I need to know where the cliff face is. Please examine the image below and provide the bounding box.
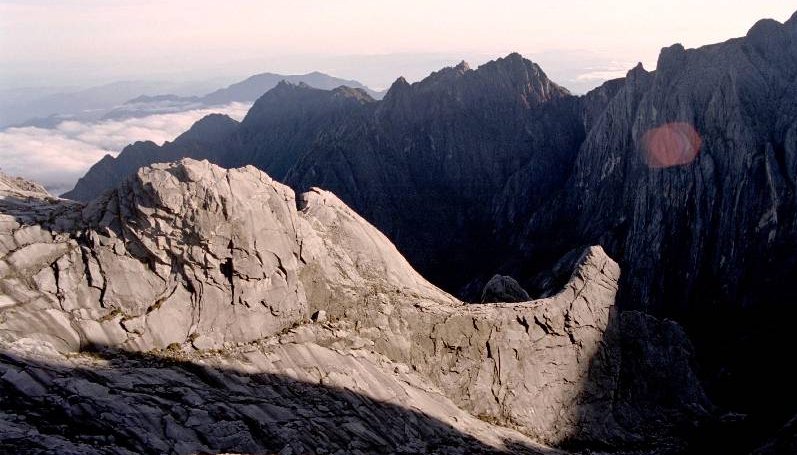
[1,161,707,453]
[499,17,797,443]
[290,55,584,291]
[520,16,797,312]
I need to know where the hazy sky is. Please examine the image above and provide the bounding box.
[1,1,795,90]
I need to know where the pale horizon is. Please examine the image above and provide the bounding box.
[1,1,795,91]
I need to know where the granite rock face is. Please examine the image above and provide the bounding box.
[0,340,553,455]
[519,15,797,315]
[1,161,708,453]
[4,160,308,352]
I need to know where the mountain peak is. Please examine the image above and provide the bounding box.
[383,76,412,101]
[331,85,376,103]
[747,17,784,38]
[420,61,473,86]
[484,52,546,76]
[455,60,471,72]
[788,9,797,26]
[657,43,687,74]
[174,113,239,144]
[627,61,648,76]
[272,80,313,92]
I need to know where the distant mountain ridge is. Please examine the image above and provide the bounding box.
[0,81,227,129]
[100,71,383,121]
[3,72,381,128]
[200,71,383,104]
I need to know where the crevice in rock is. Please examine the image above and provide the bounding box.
[220,240,235,305]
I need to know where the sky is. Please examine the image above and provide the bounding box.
[1,1,795,90]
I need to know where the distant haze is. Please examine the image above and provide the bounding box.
[1,1,794,92]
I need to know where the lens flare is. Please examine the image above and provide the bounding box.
[642,122,701,168]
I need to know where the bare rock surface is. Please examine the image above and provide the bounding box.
[1,161,708,453]
[0,337,555,455]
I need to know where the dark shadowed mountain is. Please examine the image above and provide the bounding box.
[504,12,797,437]
[64,114,239,201]
[66,54,586,294]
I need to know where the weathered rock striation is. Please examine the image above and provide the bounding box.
[1,160,708,453]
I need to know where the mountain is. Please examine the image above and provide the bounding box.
[505,12,797,432]
[0,80,219,129]
[201,70,384,105]
[1,160,709,453]
[3,72,380,129]
[67,54,585,295]
[98,71,383,122]
[98,94,205,121]
[62,12,797,451]
[63,114,239,202]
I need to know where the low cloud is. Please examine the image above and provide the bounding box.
[575,61,637,82]
[0,102,250,195]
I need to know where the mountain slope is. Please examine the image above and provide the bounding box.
[52,10,797,452]
[1,161,708,452]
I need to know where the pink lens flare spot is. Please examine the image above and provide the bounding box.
[642,122,702,168]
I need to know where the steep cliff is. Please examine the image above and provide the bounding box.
[507,13,797,435]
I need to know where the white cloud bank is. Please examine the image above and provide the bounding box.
[0,102,250,195]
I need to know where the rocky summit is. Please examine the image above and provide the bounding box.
[1,160,710,454]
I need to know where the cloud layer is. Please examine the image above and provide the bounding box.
[0,102,250,195]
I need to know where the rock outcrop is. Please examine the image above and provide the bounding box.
[1,160,708,453]
[480,274,530,303]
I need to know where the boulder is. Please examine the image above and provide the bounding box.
[480,274,531,303]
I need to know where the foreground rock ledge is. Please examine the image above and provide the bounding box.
[0,160,708,453]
